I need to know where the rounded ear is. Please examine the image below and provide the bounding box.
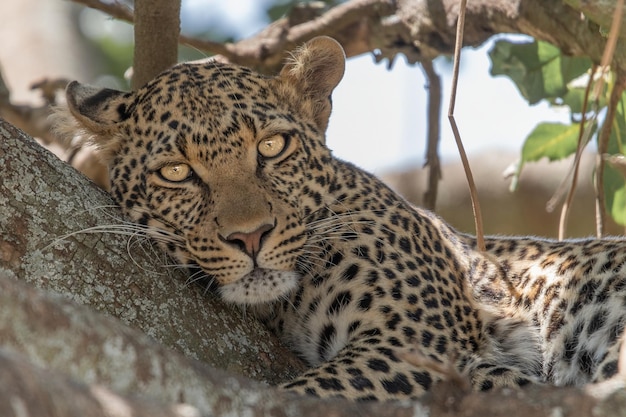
[279,36,346,131]
[65,81,134,134]
[55,81,135,161]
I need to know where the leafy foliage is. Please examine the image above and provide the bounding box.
[490,40,591,105]
[522,122,585,165]
[490,39,626,226]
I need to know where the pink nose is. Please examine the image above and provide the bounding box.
[225,223,274,258]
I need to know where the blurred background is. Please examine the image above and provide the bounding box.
[1,0,620,237]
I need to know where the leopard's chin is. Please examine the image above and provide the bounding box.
[218,268,301,305]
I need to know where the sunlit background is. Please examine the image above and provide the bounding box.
[3,0,617,236]
[78,0,570,174]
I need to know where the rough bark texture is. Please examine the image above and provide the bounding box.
[132,0,181,89]
[69,0,626,76]
[564,0,626,37]
[0,119,306,387]
[0,271,269,415]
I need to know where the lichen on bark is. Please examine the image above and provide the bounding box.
[0,119,306,389]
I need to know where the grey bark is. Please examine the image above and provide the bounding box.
[0,119,306,388]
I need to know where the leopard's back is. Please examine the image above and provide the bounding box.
[470,236,626,385]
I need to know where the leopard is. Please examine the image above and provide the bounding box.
[57,36,626,401]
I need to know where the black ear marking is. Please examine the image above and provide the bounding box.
[65,81,133,130]
[58,81,136,161]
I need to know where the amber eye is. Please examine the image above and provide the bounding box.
[159,163,192,182]
[257,134,286,158]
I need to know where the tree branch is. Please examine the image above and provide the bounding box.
[0,119,306,387]
[72,0,626,74]
[420,59,442,211]
[0,349,193,417]
[0,69,67,145]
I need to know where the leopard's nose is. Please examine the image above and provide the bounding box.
[225,223,274,258]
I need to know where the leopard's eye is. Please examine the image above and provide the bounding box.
[159,163,192,182]
[257,134,286,158]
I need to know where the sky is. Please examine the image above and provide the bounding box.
[326,49,570,173]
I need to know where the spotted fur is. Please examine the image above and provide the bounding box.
[58,37,626,400]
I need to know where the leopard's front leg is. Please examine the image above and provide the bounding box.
[280,337,440,401]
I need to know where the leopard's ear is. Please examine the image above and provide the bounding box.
[57,81,135,160]
[279,36,345,131]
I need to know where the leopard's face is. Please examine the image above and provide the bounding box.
[63,37,346,304]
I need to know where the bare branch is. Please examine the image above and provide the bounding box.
[420,59,442,210]
[0,349,194,417]
[71,0,395,73]
[73,0,133,21]
[594,0,625,237]
[0,69,67,144]
[595,75,626,237]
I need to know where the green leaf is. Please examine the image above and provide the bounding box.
[551,87,605,115]
[606,90,626,155]
[508,122,584,191]
[601,91,626,225]
[489,40,592,105]
[522,122,582,163]
[603,164,626,226]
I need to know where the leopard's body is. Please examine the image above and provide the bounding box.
[60,37,626,401]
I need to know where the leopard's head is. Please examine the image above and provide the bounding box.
[62,37,345,304]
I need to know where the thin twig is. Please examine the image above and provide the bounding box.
[557,65,596,240]
[0,70,67,144]
[594,0,624,238]
[447,0,485,251]
[420,59,442,210]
